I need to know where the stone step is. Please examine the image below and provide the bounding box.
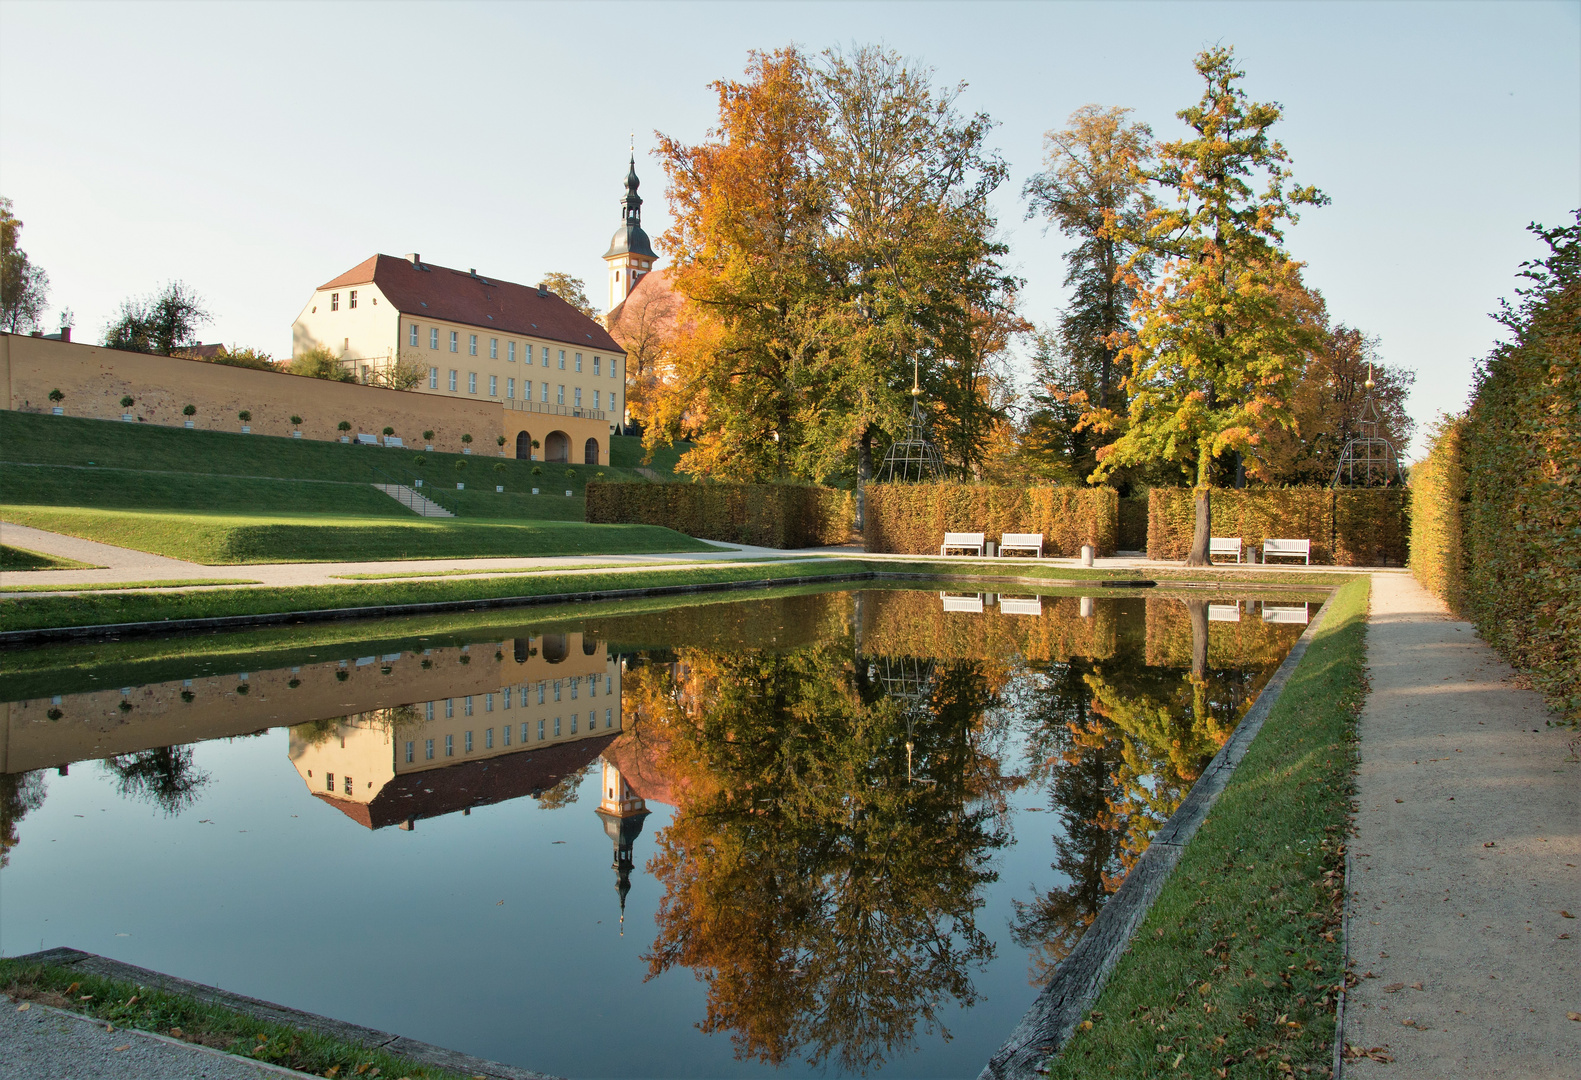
[371,483,455,518]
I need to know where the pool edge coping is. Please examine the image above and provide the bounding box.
[976,587,1340,1080]
[7,946,563,1080]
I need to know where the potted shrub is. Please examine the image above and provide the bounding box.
[183,404,196,428]
[382,425,397,446]
[423,429,435,451]
[531,464,541,495]
[412,453,426,487]
[461,433,473,455]
[120,395,135,421]
[496,434,506,457]
[290,414,303,438]
[338,420,352,443]
[238,409,252,433]
[455,458,466,489]
[494,461,507,492]
[48,388,64,415]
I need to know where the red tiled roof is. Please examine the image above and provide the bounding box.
[317,254,624,354]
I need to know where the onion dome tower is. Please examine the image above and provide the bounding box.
[603,148,659,313]
[594,758,650,936]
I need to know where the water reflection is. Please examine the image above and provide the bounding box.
[0,588,1312,1077]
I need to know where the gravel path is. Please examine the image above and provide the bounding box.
[1343,573,1580,1078]
[0,995,311,1079]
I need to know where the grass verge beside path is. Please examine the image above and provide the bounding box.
[0,559,872,633]
[0,505,715,564]
[0,544,98,570]
[0,958,476,1080]
[1045,576,1368,1079]
[0,579,261,594]
[331,556,804,580]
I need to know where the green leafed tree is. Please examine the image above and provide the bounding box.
[1088,47,1328,565]
[539,272,600,320]
[104,281,210,355]
[1,197,50,334]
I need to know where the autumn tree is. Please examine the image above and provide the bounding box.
[538,271,599,320]
[1,197,50,334]
[104,281,210,355]
[1087,47,1327,565]
[604,269,683,426]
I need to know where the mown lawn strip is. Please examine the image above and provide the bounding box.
[0,578,261,594]
[1044,575,1368,1079]
[1,958,481,1080]
[0,544,100,570]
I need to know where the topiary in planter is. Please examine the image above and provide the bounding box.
[461,433,473,445]
[532,465,543,476]
[290,415,302,426]
[183,404,196,417]
[338,421,352,432]
[48,389,64,403]
[423,430,435,441]
[383,426,395,436]
[120,395,134,409]
[238,410,251,423]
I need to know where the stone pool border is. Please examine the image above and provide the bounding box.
[9,946,562,1080]
[0,566,1338,647]
[977,588,1338,1080]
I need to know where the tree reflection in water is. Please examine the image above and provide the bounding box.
[101,746,211,816]
[628,642,1014,1073]
[1011,600,1284,983]
[1,770,48,868]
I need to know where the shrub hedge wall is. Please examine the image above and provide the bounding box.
[860,588,1118,663]
[1146,487,1409,566]
[863,483,1118,556]
[1119,495,1149,552]
[585,481,855,549]
[1411,227,1579,719]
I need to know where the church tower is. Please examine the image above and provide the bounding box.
[602,151,659,313]
[594,758,650,935]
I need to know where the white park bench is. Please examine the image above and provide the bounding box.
[939,531,985,556]
[998,532,1044,558]
[1207,603,1241,622]
[1261,538,1312,565]
[940,592,985,613]
[1209,537,1243,563]
[999,596,1044,616]
[355,433,379,445]
[1262,603,1311,624]
[382,435,404,447]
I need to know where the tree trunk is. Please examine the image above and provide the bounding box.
[1185,488,1212,566]
[856,425,874,532]
[1187,598,1209,679]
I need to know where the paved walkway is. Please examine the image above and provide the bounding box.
[0,520,1383,597]
[1344,573,1580,1078]
[0,994,311,1079]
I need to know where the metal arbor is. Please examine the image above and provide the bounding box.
[1330,367,1402,488]
[876,362,948,483]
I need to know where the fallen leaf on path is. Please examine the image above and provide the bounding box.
[113,1044,130,1052]
[1382,983,1406,993]
[1562,911,1575,919]
[1567,1012,1581,1022]
[15,1003,29,1012]
[1410,982,1423,990]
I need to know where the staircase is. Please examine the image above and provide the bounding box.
[372,483,454,517]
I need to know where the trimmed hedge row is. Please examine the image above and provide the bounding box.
[863,483,1118,556]
[1118,495,1149,552]
[1410,235,1578,719]
[860,589,1118,663]
[1146,487,1409,566]
[584,481,855,548]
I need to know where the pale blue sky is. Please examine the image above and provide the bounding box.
[2,0,1576,456]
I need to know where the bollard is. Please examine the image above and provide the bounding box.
[1081,544,1094,567]
[1080,596,1094,618]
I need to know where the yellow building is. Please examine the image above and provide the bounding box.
[290,161,659,466]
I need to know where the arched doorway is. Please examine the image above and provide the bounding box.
[584,437,599,465]
[544,430,570,463]
[515,431,533,459]
[541,633,568,663]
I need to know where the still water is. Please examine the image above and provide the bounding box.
[0,586,1317,1079]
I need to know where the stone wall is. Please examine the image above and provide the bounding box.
[1,333,502,454]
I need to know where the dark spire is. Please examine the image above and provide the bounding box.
[622,152,642,227]
[603,148,657,261]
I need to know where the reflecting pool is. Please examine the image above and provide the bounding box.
[0,586,1319,1079]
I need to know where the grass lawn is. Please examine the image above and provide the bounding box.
[0,505,716,565]
[0,578,261,593]
[0,558,870,633]
[1043,576,1368,1078]
[3,463,405,516]
[0,544,98,570]
[422,484,588,520]
[610,432,693,475]
[330,556,801,580]
[0,958,478,1080]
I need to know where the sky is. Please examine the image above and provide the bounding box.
[2,0,1577,458]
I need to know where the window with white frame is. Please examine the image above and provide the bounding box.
[405,741,414,763]
[449,331,458,352]
[610,357,618,378]
[593,390,600,410]
[508,341,516,363]
[541,346,549,366]
[489,374,498,397]
[448,370,458,392]
[558,350,566,370]
[445,733,454,756]
[506,377,515,399]
[468,372,477,394]
[557,385,565,405]
[425,738,434,760]
[410,323,419,347]
[469,334,478,356]
[430,327,439,349]
[574,387,582,407]
[541,382,549,402]
[464,730,473,752]
[490,338,498,359]
[538,719,545,740]
[349,290,358,309]
[593,356,601,375]
[575,353,582,372]
[330,293,339,311]
[429,367,439,389]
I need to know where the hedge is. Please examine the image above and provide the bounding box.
[859,588,1118,664]
[1118,495,1149,552]
[863,483,1118,556]
[1146,487,1409,566]
[1411,222,1579,719]
[1143,596,1313,669]
[584,481,855,549]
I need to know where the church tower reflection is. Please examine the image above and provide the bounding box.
[594,758,649,935]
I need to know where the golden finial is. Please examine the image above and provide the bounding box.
[911,357,922,396]
[1364,362,1375,391]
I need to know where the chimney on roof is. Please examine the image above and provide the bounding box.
[537,284,549,297]
[470,268,478,277]
[61,327,71,343]
[406,253,421,267]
